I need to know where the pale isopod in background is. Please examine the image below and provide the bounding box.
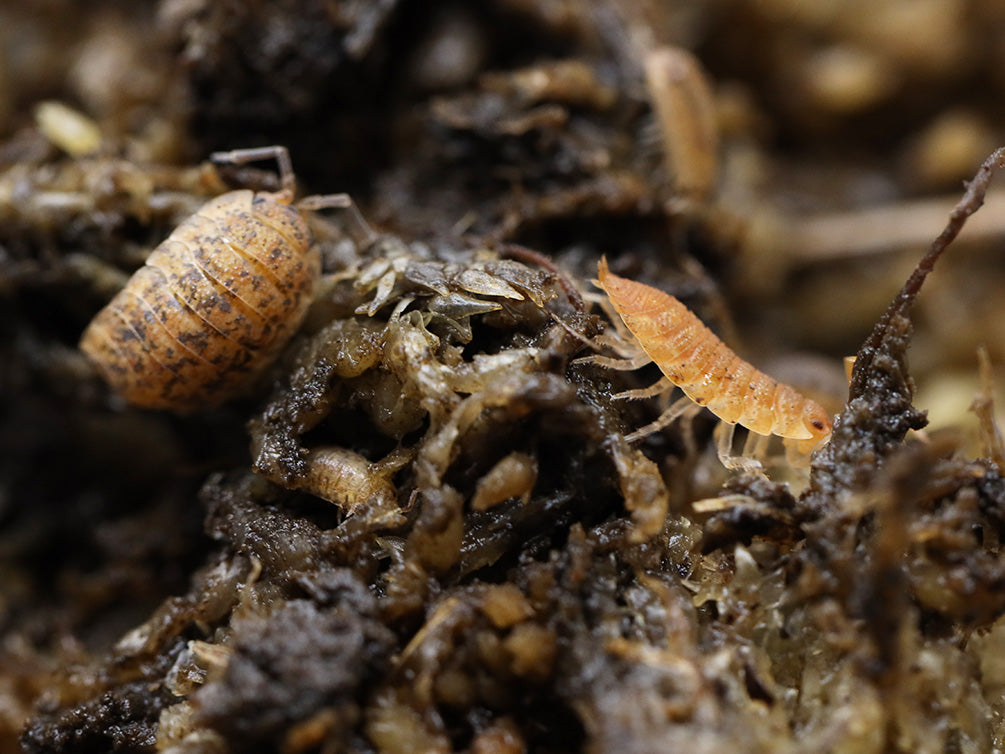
[79,146,367,411]
[592,257,833,470]
[642,46,719,202]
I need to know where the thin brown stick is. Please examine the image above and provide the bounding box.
[859,148,1005,358]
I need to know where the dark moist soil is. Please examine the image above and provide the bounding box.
[3,2,1005,753]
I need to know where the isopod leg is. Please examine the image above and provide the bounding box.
[714,422,763,472]
[296,193,377,247]
[742,430,772,463]
[211,146,296,197]
[593,290,639,344]
[623,394,694,443]
[613,375,673,401]
[783,438,812,469]
[576,352,653,371]
[572,329,645,367]
[591,331,624,348]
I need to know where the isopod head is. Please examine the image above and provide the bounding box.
[779,398,836,458]
[788,399,833,455]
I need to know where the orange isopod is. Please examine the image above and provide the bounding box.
[79,146,363,411]
[593,257,832,469]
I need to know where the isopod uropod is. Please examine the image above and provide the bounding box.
[80,146,362,411]
[594,257,832,469]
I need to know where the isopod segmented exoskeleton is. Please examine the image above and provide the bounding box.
[79,146,369,411]
[593,257,832,470]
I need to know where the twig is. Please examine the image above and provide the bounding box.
[858,147,1005,361]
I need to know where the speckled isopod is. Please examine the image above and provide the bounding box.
[79,146,360,411]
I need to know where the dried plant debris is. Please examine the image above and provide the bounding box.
[246,231,656,565]
[7,2,1005,753]
[806,148,1005,506]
